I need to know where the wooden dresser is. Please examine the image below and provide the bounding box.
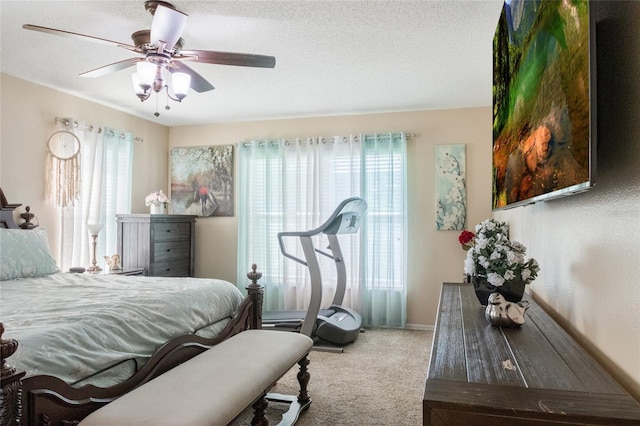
[116,214,197,277]
[423,282,640,425]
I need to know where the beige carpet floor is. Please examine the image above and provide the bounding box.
[231,328,433,425]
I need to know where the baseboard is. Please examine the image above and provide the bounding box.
[404,323,434,331]
[361,324,434,331]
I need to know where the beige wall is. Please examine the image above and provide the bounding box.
[0,74,170,261]
[169,108,494,328]
[495,1,640,399]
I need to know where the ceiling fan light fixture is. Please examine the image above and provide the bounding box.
[22,1,274,117]
[171,72,191,101]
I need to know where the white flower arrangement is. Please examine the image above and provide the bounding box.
[463,219,540,287]
[145,190,170,207]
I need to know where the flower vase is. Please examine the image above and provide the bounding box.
[150,203,167,215]
[472,275,525,306]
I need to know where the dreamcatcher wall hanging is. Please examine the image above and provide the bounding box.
[46,118,81,208]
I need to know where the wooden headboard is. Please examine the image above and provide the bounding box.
[0,187,21,229]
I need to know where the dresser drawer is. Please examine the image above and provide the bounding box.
[150,260,191,277]
[153,240,191,262]
[152,222,192,242]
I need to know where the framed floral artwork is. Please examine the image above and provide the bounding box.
[170,145,234,217]
[435,144,466,230]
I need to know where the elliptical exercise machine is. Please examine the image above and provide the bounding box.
[262,197,366,347]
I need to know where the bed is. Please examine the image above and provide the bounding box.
[0,188,264,425]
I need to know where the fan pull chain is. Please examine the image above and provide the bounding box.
[154,92,160,117]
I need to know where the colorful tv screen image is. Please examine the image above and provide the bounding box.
[492,0,595,209]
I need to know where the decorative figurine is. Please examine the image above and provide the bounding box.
[104,254,122,271]
[484,293,530,327]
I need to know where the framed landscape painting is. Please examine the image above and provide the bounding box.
[170,145,234,217]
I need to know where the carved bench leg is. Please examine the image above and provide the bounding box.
[251,394,268,426]
[262,353,312,425]
[296,355,310,406]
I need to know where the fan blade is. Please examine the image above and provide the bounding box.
[22,24,139,53]
[150,4,187,52]
[80,58,142,78]
[178,50,276,68]
[169,61,214,93]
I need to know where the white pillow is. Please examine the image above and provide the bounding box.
[0,227,60,280]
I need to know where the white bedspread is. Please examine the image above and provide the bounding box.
[1,272,244,386]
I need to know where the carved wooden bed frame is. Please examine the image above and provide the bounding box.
[0,188,264,426]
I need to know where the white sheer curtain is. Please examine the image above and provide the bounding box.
[237,133,407,327]
[59,125,133,271]
[101,128,134,256]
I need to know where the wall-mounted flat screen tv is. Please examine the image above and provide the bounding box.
[492,0,596,210]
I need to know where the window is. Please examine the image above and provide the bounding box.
[238,133,407,327]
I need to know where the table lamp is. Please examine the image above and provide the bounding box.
[87,223,104,272]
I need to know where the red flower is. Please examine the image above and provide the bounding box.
[458,230,475,250]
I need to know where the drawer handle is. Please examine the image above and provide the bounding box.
[166,249,172,252]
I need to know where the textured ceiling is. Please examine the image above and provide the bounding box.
[0,1,504,127]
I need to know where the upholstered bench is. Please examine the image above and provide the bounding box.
[80,330,313,426]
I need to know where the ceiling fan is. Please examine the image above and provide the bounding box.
[22,0,276,97]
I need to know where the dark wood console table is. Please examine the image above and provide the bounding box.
[423,282,640,425]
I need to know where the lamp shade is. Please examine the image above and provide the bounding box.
[172,72,191,100]
[132,73,146,94]
[136,61,156,88]
[150,5,187,51]
[87,223,103,237]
